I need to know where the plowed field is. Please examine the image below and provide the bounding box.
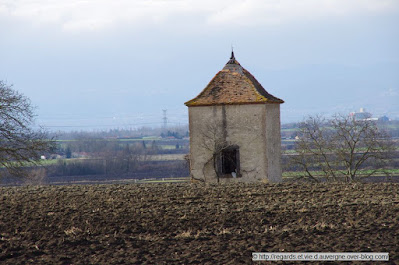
[1,183,398,264]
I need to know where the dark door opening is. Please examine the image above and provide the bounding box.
[219,146,240,177]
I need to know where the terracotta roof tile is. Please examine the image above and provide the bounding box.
[185,53,284,107]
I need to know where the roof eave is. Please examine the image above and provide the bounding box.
[185,100,284,107]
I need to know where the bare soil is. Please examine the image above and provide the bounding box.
[0,183,398,264]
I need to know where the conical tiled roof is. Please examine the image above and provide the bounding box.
[185,52,284,107]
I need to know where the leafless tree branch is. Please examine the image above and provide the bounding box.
[0,81,55,178]
[289,114,394,182]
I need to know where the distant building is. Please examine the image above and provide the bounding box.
[350,108,373,121]
[185,52,284,183]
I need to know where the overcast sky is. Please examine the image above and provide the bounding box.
[1,0,398,130]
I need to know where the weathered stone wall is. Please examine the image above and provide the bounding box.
[188,104,282,183]
[265,104,282,182]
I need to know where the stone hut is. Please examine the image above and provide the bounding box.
[184,52,284,183]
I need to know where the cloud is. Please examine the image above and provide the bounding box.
[206,0,399,26]
[382,87,399,97]
[0,0,398,32]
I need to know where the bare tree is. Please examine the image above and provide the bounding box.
[198,117,258,183]
[289,115,394,182]
[199,120,230,183]
[0,81,55,178]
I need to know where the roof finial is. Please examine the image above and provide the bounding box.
[230,45,235,59]
[226,45,240,66]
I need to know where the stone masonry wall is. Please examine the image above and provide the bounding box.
[188,104,282,183]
